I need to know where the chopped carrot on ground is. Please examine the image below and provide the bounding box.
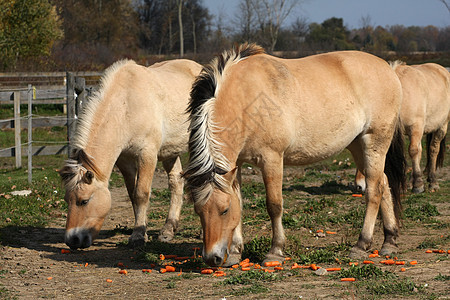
[310,264,318,270]
[352,194,363,197]
[240,262,251,268]
[349,262,358,266]
[341,278,356,282]
[84,263,88,267]
[47,277,53,280]
[239,258,250,266]
[142,269,152,273]
[400,268,406,272]
[159,268,167,273]
[106,279,112,283]
[61,249,70,254]
[274,266,284,270]
[316,229,324,233]
[368,254,379,258]
[363,260,374,264]
[373,250,379,254]
[118,270,127,275]
[231,264,239,269]
[263,261,281,267]
[241,267,251,271]
[425,250,433,253]
[395,261,405,265]
[254,264,261,269]
[159,254,165,260]
[326,231,337,234]
[383,259,395,265]
[165,266,176,272]
[325,268,341,272]
[410,261,418,265]
[201,269,214,274]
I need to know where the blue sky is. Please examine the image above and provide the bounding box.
[204,0,450,29]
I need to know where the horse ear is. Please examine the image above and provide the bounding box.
[223,167,238,183]
[84,170,94,184]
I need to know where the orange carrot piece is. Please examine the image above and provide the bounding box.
[291,263,299,269]
[274,266,284,270]
[254,264,261,269]
[326,268,341,272]
[363,260,374,264]
[349,262,358,266]
[316,229,324,233]
[231,264,239,269]
[106,279,113,283]
[373,250,379,254]
[47,277,53,280]
[241,267,251,271]
[264,261,281,267]
[425,250,432,253]
[159,268,167,273]
[118,270,127,275]
[165,266,176,272]
[368,254,379,258]
[159,254,165,260]
[395,261,405,265]
[240,262,251,268]
[447,250,450,254]
[410,260,418,265]
[285,257,292,261]
[177,269,182,276]
[201,269,214,274]
[341,278,356,282]
[239,258,250,266]
[310,264,318,270]
[352,194,363,197]
[400,268,406,272]
[61,249,70,254]
[326,231,337,234]
[383,259,395,265]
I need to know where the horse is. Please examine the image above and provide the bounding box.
[59,59,202,249]
[184,43,406,267]
[355,61,450,193]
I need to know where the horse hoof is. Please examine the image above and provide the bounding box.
[262,253,285,265]
[349,246,367,259]
[380,244,398,256]
[412,186,424,193]
[128,237,146,248]
[221,253,241,267]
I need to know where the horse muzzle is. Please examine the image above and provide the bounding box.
[203,243,228,267]
[65,228,93,250]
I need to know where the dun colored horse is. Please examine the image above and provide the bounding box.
[356,61,449,193]
[59,59,202,249]
[184,44,406,267]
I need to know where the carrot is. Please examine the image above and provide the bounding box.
[326,231,337,234]
[291,262,299,269]
[240,262,251,268]
[160,268,167,273]
[352,194,363,197]
[84,263,88,267]
[285,257,292,261]
[201,269,214,274]
[118,270,127,275]
[326,268,341,272]
[142,269,152,273]
[159,254,165,260]
[61,249,70,254]
[373,250,379,255]
[177,269,182,276]
[341,278,356,282]
[349,262,358,266]
[47,277,53,280]
[165,266,176,272]
[383,259,395,265]
[263,261,281,267]
[106,279,113,283]
[425,250,433,253]
[213,273,225,277]
[310,264,318,270]
[363,260,374,264]
[239,258,250,266]
[447,250,450,254]
[231,264,239,269]
[368,254,379,258]
[241,267,251,271]
[400,268,406,272]
[316,229,324,233]
[395,261,405,265]
[254,264,261,269]
[409,260,418,265]
[274,266,284,270]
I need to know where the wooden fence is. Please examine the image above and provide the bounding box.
[0,72,101,182]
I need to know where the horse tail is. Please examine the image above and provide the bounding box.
[184,43,265,200]
[384,119,407,222]
[426,133,446,171]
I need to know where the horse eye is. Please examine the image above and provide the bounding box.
[79,199,89,206]
[221,207,229,216]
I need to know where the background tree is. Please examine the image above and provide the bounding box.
[0,0,63,70]
[306,17,353,51]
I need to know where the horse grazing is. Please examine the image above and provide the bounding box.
[59,59,202,249]
[355,62,449,193]
[184,43,406,267]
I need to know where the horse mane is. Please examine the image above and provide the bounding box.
[72,59,136,150]
[61,59,135,190]
[183,43,265,204]
[389,60,406,71]
[59,149,107,190]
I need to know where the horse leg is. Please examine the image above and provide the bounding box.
[354,169,366,193]
[408,128,425,193]
[425,124,447,191]
[223,164,244,266]
[349,151,385,258]
[158,156,184,242]
[261,154,285,263]
[129,151,157,247]
[379,173,400,255]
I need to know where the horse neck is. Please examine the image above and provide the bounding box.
[81,99,128,181]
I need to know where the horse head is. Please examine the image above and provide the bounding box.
[59,150,110,250]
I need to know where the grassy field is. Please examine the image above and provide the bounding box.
[0,106,449,299]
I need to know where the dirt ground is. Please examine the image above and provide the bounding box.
[0,166,449,299]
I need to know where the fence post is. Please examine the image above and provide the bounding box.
[13,91,22,168]
[75,77,86,115]
[66,72,76,157]
[27,84,32,184]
